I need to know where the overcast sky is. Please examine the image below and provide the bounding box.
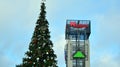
[0,0,120,67]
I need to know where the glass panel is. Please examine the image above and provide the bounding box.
[73,60,76,67]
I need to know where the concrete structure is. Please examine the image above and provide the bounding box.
[64,20,91,67]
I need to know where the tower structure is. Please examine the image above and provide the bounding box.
[64,20,91,67]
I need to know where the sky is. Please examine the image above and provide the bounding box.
[0,0,120,67]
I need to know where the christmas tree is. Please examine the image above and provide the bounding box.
[16,1,57,67]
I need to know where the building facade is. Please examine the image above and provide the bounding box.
[65,20,91,67]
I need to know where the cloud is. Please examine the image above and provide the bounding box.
[90,1,120,67]
[91,53,120,67]
[93,7,120,47]
[53,35,66,67]
[0,52,14,67]
[0,1,34,66]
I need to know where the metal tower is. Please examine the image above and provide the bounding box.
[64,20,91,67]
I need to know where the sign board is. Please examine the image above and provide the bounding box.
[70,22,88,28]
[73,51,85,59]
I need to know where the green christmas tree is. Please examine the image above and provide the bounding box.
[16,1,57,67]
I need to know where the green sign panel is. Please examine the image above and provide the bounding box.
[73,51,85,58]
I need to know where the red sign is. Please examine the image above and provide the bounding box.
[70,22,88,28]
